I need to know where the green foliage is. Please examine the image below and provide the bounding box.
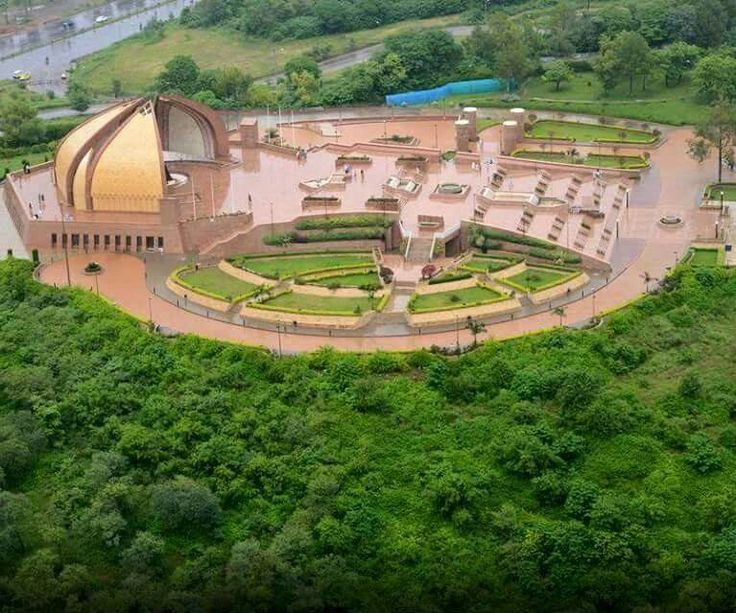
[4,259,736,608]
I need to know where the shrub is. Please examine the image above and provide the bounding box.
[686,435,723,474]
[151,477,222,534]
[428,271,472,285]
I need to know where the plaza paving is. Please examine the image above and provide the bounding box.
[31,114,725,352]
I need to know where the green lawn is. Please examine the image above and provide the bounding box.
[705,183,736,201]
[257,291,375,314]
[232,253,374,280]
[411,285,504,312]
[688,248,722,267]
[72,14,461,95]
[462,256,516,273]
[527,120,655,144]
[309,271,379,287]
[512,150,648,169]
[476,119,500,133]
[0,151,51,174]
[177,267,256,301]
[504,266,576,292]
[443,71,706,126]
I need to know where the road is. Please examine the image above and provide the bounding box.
[0,0,195,94]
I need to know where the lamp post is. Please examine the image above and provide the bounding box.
[673,250,678,267]
[592,293,596,319]
[276,319,283,357]
[269,201,274,237]
[147,295,153,323]
[455,314,460,353]
[721,190,725,214]
[716,219,720,239]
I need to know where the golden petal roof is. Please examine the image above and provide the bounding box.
[89,102,165,212]
[55,99,139,203]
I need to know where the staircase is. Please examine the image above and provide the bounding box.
[405,237,434,263]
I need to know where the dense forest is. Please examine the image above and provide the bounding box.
[2,258,736,610]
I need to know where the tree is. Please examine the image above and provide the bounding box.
[384,29,463,89]
[596,31,652,95]
[542,60,573,91]
[156,55,201,96]
[488,15,531,91]
[67,82,92,112]
[465,317,486,347]
[284,55,321,81]
[692,53,736,103]
[658,42,700,88]
[0,95,41,147]
[553,306,566,326]
[151,477,222,534]
[687,101,736,182]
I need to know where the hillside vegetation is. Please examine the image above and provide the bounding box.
[2,259,736,610]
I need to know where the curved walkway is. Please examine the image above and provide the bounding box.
[38,128,721,353]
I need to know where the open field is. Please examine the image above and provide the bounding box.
[0,151,51,173]
[72,14,462,95]
[231,253,374,280]
[177,267,256,300]
[527,120,656,144]
[446,72,706,126]
[462,256,516,273]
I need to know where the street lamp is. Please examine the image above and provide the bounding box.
[716,219,720,239]
[276,319,283,357]
[592,293,596,319]
[721,190,725,213]
[673,251,678,267]
[455,314,460,353]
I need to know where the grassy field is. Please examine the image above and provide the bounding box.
[258,291,374,314]
[689,248,722,267]
[0,80,69,111]
[72,14,462,95]
[0,151,51,173]
[232,253,374,280]
[309,271,379,287]
[705,183,736,201]
[177,267,255,300]
[504,266,574,291]
[527,120,655,143]
[512,150,648,169]
[411,285,503,311]
[462,256,516,273]
[445,71,706,126]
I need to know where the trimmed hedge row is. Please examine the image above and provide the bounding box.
[295,216,393,230]
[428,271,473,285]
[264,228,386,245]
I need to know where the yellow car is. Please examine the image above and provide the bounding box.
[12,70,31,81]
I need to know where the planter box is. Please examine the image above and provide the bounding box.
[365,198,400,212]
[302,197,342,209]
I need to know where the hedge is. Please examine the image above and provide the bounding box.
[295,215,393,230]
[428,271,473,285]
[474,227,555,250]
[228,250,371,261]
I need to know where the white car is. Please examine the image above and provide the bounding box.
[95,15,109,24]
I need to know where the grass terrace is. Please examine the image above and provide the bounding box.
[175,266,256,302]
[253,291,376,315]
[409,285,506,313]
[307,270,380,288]
[501,265,580,292]
[526,120,656,144]
[705,183,736,202]
[230,252,374,280]
[687,248,724,267]
[512,150,649,169]
[462,255,518,274]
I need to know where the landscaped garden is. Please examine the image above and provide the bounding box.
[174,266,257,302]
[501,265,580,293]
[306,269,380,288]
[526,120,657,144]
[686,247,724,267]
[704,183,736,202]
[512,150,649,170]
[229,252,374,280]
[409,285,506,313]
[252,291,378,315]
[461,255,518,274]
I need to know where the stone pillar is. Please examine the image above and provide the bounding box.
[510,107,526,141]
[501,120,519,155]
[462,107,478,141]
[455,119,471,152]
[239,118,259,149]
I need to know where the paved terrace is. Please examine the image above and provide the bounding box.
[37,127,722,352]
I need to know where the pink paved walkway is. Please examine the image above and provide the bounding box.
[38,128,720,353]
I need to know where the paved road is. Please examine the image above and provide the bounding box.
[0,0,194,94]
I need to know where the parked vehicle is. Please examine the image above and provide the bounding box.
[12,70,31,81]
[94,15,109,24]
